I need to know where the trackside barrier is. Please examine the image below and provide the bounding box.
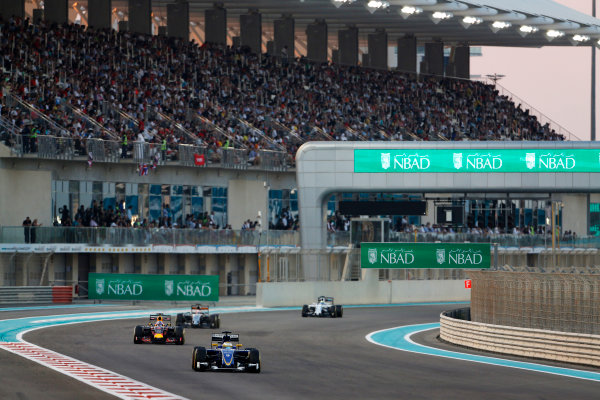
[0,286,57,305]
[440,309,600,367]
[51,286,73,304]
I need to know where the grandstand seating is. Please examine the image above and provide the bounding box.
[0,16,565,170]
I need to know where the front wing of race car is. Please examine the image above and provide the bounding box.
[301,304,343,318]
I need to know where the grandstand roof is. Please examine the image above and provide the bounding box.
[121,0,600,47]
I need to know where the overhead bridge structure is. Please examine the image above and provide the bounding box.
[296,142,600,280]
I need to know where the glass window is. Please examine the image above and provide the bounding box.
[150,184,161,195]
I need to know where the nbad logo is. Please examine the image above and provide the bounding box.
[107,279,143,296]
[448,249,483,265]
[380,248,415,265]
[466,153,502,170]
[177,281,213,297]
[539,153,575,170]
[392,153,430,171]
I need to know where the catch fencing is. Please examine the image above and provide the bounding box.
[470,271,600,335]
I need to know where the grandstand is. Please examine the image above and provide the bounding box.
[0,0,599,310]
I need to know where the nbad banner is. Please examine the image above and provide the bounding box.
[361,243,490,269]
[89,273,219,301]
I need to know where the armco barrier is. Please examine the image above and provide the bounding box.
[0,286,61,305]
[440,310,600,367]
[51,286,73,304]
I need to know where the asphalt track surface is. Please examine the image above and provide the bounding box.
[3,304,600,400]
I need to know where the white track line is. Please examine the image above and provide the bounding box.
[0,342,188,400]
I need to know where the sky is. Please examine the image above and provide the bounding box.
[471,0,597,141]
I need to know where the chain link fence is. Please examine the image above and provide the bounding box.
[471,271,600,335]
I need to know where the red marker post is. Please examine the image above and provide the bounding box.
[464,279,472,289]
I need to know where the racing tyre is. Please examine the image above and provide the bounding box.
[176,313,184,326]
[210,315,217,329]
[301,305,309,317]
[192,346,207,371]
[215,315,221,329]
[133,326,143,344]
[330,307,336,318]
[247,348,261,373]
[175,326,185,345]
[336,305,343,318]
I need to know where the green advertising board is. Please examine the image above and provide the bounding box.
[88,273,219,301]
[354,149,600,173]
[360,243,490,269]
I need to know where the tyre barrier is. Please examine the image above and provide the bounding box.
[0,286,72,305]
[440,309,600,367]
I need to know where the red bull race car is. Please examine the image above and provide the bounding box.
[301,296,343,318]
[176,304,221,329]
[192,331,261,373]
[133,314,185,345]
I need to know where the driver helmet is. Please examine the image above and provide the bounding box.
[222,341,233,349]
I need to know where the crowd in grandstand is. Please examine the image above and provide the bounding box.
[0,15,564,165]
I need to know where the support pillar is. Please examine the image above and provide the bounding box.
[424,41,444,76]
[67,254,79,293]
[141,253,158,274]
[205,5,226,45]
[338,27,358,66]
[167,1,189,40]
[88,0,112,30]
[240,10,261,55]
[274,16,294,60]
[243,254,257,295]
[33,9,44,24]
[368,29,387,70]
[128,0,151,35]
[306,20,327,63]
[44,0,68,25]
[118,254,134,274]
[397,36,417,73]
[454,45,470,79]
[0,0,25,19]
[118,20,128,32]
[224,255,239,296]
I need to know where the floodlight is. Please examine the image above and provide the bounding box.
[460,16,482,28]
[400,5,422,19]
[431,11,453,24]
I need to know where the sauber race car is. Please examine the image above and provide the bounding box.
[176,304,221,329]
[301,296,343,318]
[192,331,261,373]
[133,314,185,345]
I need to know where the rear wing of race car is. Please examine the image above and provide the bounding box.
[191,304,209,312]
[211,332,239,343]
[149,314,172,323]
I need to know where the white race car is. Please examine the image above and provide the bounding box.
[301,296,343,318]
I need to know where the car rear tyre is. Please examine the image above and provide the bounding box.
[133,326,143,344]
[175,326,185,345]
[210,315,217,329]
[215,315,221,329]
[176,313,184,326]
[301,305,308,317]
[192,346,207,371]
[336,305,343,318]
[247,348,261,373]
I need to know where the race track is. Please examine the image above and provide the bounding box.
[3,304,600,400]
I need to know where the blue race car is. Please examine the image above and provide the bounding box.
[192,331,261,373]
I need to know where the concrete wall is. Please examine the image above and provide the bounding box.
[88,0,112,30]
[0,0,25,19]
[128,0,151,35]
[306,21,327,63]
[257,280,469,307]
[44,0,68,24]
[228,179,268,230]
[0,165,52,226]
[167,1,189,40]
[205,7,226,45]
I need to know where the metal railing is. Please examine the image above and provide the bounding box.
[87,138,121,163]
[38,136,75,160]
[221,147,248,169]
[256,149,289,171]
[178,144,208,167]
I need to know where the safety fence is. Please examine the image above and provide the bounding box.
[0,131,289,172]
[440,309,600,367]
[470,271,600,335]
[0,286,72,305]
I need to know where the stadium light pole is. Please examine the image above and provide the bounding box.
[593,0,596,141]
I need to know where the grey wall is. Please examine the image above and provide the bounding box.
[338,27,358,66]
[240,12,262,55]
[424,42,444,75]
[0,0,25,19]
[205,7,226,45]
[368,29,387,70]
[274,17,294,59]
[167,1,189,40]
[397,36,416,73]
[128,0,151,35]
[306,20,327,63]
[88,0,112,30]
[44,0,68,24]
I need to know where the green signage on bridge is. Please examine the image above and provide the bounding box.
[354,149,600,173]
[89,273,219,301]
[360,243,490,269]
